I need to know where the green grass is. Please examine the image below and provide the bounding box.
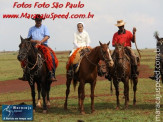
[0,79,162,122]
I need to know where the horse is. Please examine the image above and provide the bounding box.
[110,43,138,109]
[64,41,114,114]
[17,36,52,113]
[152,32,163,83]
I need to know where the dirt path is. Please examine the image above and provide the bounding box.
[0,65,153,94]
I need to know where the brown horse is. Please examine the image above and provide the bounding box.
[110,43,138,109]
[64,41,114,114]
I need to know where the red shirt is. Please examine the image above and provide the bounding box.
[112,30,133,47]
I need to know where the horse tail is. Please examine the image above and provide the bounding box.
[130,79,133,88]
[154,31,160,41]
[110,80,113,96]
[73,79,78,91]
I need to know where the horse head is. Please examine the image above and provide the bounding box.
[99,41,114,68]
[114,42,126,59]
[17,36,33,61]
[155,31,163,46]
[154,32,163,54]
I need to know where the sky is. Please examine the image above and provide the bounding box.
[0,0,163,51]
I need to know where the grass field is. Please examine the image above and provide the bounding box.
[0,49,162,122]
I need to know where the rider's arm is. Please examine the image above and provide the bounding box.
[41,36,49,44]
[73,33,80,48]
[132,27,136,43]
[86,32,91,47]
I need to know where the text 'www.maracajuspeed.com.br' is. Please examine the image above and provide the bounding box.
[2,12,94,20]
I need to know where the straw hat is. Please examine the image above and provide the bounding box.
[115,20,126,27]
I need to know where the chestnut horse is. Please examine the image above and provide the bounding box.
[64,41,114,114]
[17,36,52,113]
[110,43,138,109]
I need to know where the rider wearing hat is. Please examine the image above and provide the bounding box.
[112,20,138,78]
[19,14,57,81]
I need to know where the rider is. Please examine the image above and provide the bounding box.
[112,20,138,78]
[70,22,91,56]
[67,22,91,75]
[19,14,57,81]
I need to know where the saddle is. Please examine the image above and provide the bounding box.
[37,45,59,71]
[66,47,91,72]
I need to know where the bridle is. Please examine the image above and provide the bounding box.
[18,41,32,60]
[86,46,113,67]
[113,46,129,81]
[100,47,112,65]
[18,41,44,85]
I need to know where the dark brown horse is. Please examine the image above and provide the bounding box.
[110,43,138,109]
[17,36,52,113]
[64,41,114,114]
[150,32,163,83]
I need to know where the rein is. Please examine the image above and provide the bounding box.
[27,53,40,70]
[21,42,44,85]
[85,47,112,66]
[113,49,129,81]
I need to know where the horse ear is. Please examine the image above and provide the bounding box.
[107,41,110,46]
[99,41,102,46]
[20,35,24,42]
[28,36,32,41]
[154,31,160,42]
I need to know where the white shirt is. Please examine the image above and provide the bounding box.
[73,30,91,48]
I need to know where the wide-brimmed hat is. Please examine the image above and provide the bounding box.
[115,20,126,27]
[32,14,45,21]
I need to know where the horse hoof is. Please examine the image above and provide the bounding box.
[124,106,128,109]
[33,109,36,113]
[47,105,50,108]
[116,107,119,110]
[47,101,51,108]
[64,107,68,110]
[36,100,42,108]
[36,104,42,108]
[81,111,86,115]
[43,110,47,114]
[91,110,95,114]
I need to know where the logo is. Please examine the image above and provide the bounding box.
[2,105,33,121]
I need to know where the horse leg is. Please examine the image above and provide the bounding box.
[91,81,96,113]
[64,75,72,110]
[47,81,52,108]
[36,82,41,108]
[78,83,81,111]
[113,79,120,109]
[123,77,129,109]
[80,81,85,114]
[41,81,47,113]
[133,77,138,106]
[29,83,36,112]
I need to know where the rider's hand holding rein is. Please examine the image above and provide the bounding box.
[31,35,49,47]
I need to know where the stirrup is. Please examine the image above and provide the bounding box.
[67,70,74,77]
